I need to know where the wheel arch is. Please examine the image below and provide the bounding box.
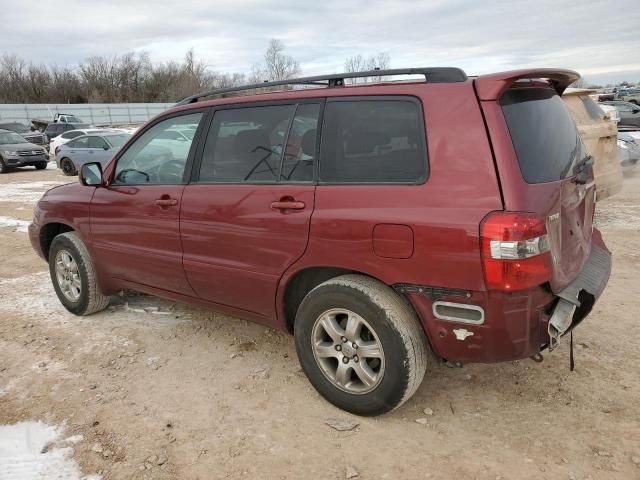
[279,265,415,334]
[40,222,75,261]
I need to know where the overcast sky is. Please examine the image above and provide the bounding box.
[2,0,639,84]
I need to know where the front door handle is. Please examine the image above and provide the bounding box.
[271,200,305,210]
[155,197,178,207]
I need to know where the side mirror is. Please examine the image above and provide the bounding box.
[103,145,110,150]
[80,162,103,186]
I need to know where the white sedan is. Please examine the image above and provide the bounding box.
[49,128,112,157]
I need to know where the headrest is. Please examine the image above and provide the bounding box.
[234,129,271,156]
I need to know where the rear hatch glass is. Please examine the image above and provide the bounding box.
[501,88,587,183]
[500,87,595,292]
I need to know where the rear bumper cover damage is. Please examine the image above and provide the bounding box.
[547,230,611,350]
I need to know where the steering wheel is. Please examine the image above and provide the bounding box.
[157,159,185,183]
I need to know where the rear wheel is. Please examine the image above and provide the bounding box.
[60,158,77,176]
[35,161,48,170]
[294,274,429,416]
[49,232,110,316]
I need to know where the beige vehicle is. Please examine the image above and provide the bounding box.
[562,88,623,200]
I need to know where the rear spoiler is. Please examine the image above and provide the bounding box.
[475,69,580,101]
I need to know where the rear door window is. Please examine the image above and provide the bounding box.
[319,99,427,183]
[501,88,588,184]
[68,136,89,148]
[88,136,108,149]
[199,105,295,183]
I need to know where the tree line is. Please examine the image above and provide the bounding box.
[0,39,392,104]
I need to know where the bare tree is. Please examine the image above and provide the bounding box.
[262,39,301,81]
[344,52,391,83]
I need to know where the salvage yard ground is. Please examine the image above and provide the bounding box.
[1,166,640,480]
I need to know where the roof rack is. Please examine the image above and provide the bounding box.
[175,67,468,106]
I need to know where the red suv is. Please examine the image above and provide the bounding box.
[29,67,611,415]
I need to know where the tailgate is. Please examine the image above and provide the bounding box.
[475,70,598,293]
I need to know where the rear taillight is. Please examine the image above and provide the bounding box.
[55,146,60,155]
[480,212,552,291]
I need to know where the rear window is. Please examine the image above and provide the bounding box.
[501,88,587,184]
[319,99,427,183]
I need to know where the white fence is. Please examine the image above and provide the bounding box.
[0,103,175,126]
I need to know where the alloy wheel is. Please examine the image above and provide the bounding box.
[311,308,385,394]
[55,249,81,302]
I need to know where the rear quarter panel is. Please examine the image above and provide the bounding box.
[275,81,503,329]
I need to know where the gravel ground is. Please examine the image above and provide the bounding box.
[1,165,639,480]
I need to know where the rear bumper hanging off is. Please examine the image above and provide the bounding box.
[548,231,612,350]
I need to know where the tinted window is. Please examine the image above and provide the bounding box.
[61,131,83,140]
[280,103,320,182]
[199,105,295,183]
[114,112,202,185]
[68,136,89,148]
[105,134,129,148]
[501,88,587,184]
[88,136,108,149]
[319,100,427,183]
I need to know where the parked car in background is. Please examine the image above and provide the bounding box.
[45,122,90,142]
[0,122,48,146]
[598,103,620,124]
[30,67,612,416]
[618,132,640,172]
[56,132,130,175]
[599,101,640,130]
[49,128,111,157]
[562,88,623,200]
[616,88,640,104]
[0,129,48,173]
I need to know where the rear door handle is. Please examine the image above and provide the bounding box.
[270,200,305,210]
[155,197,178,207]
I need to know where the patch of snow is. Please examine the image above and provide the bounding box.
[0,421,100,480]
[0,216,30,233]
[0,181,66,204]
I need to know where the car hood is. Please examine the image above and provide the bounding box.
[0,142,46,152]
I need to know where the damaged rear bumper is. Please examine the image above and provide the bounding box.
[547,230,612,350]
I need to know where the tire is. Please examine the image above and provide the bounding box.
[294,274,429,416]
[49,232,110,316]
[60,158,77,176]
[35,161,48,170]
[0,157,8,174]
[629,100,638,105]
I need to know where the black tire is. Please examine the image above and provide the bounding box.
[60,158,77,176]
[35,161,48,170]
[49,232,110,316]
[0,157,8,174]
[294,274,429,416]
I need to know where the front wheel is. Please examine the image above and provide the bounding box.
[0,157,8,174]
[49,232,110,315]
[294,274,429,416]
[35,161,48,170]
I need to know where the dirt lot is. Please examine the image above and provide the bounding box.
[1,165,639,480]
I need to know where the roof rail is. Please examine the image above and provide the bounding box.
[175,67,468,106]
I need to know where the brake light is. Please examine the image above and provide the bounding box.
[480,212,552,291]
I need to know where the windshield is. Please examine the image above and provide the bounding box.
[501,88,588,184]
[0,132,27,145]
[0,123,30,133]
[105,134,130,148]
